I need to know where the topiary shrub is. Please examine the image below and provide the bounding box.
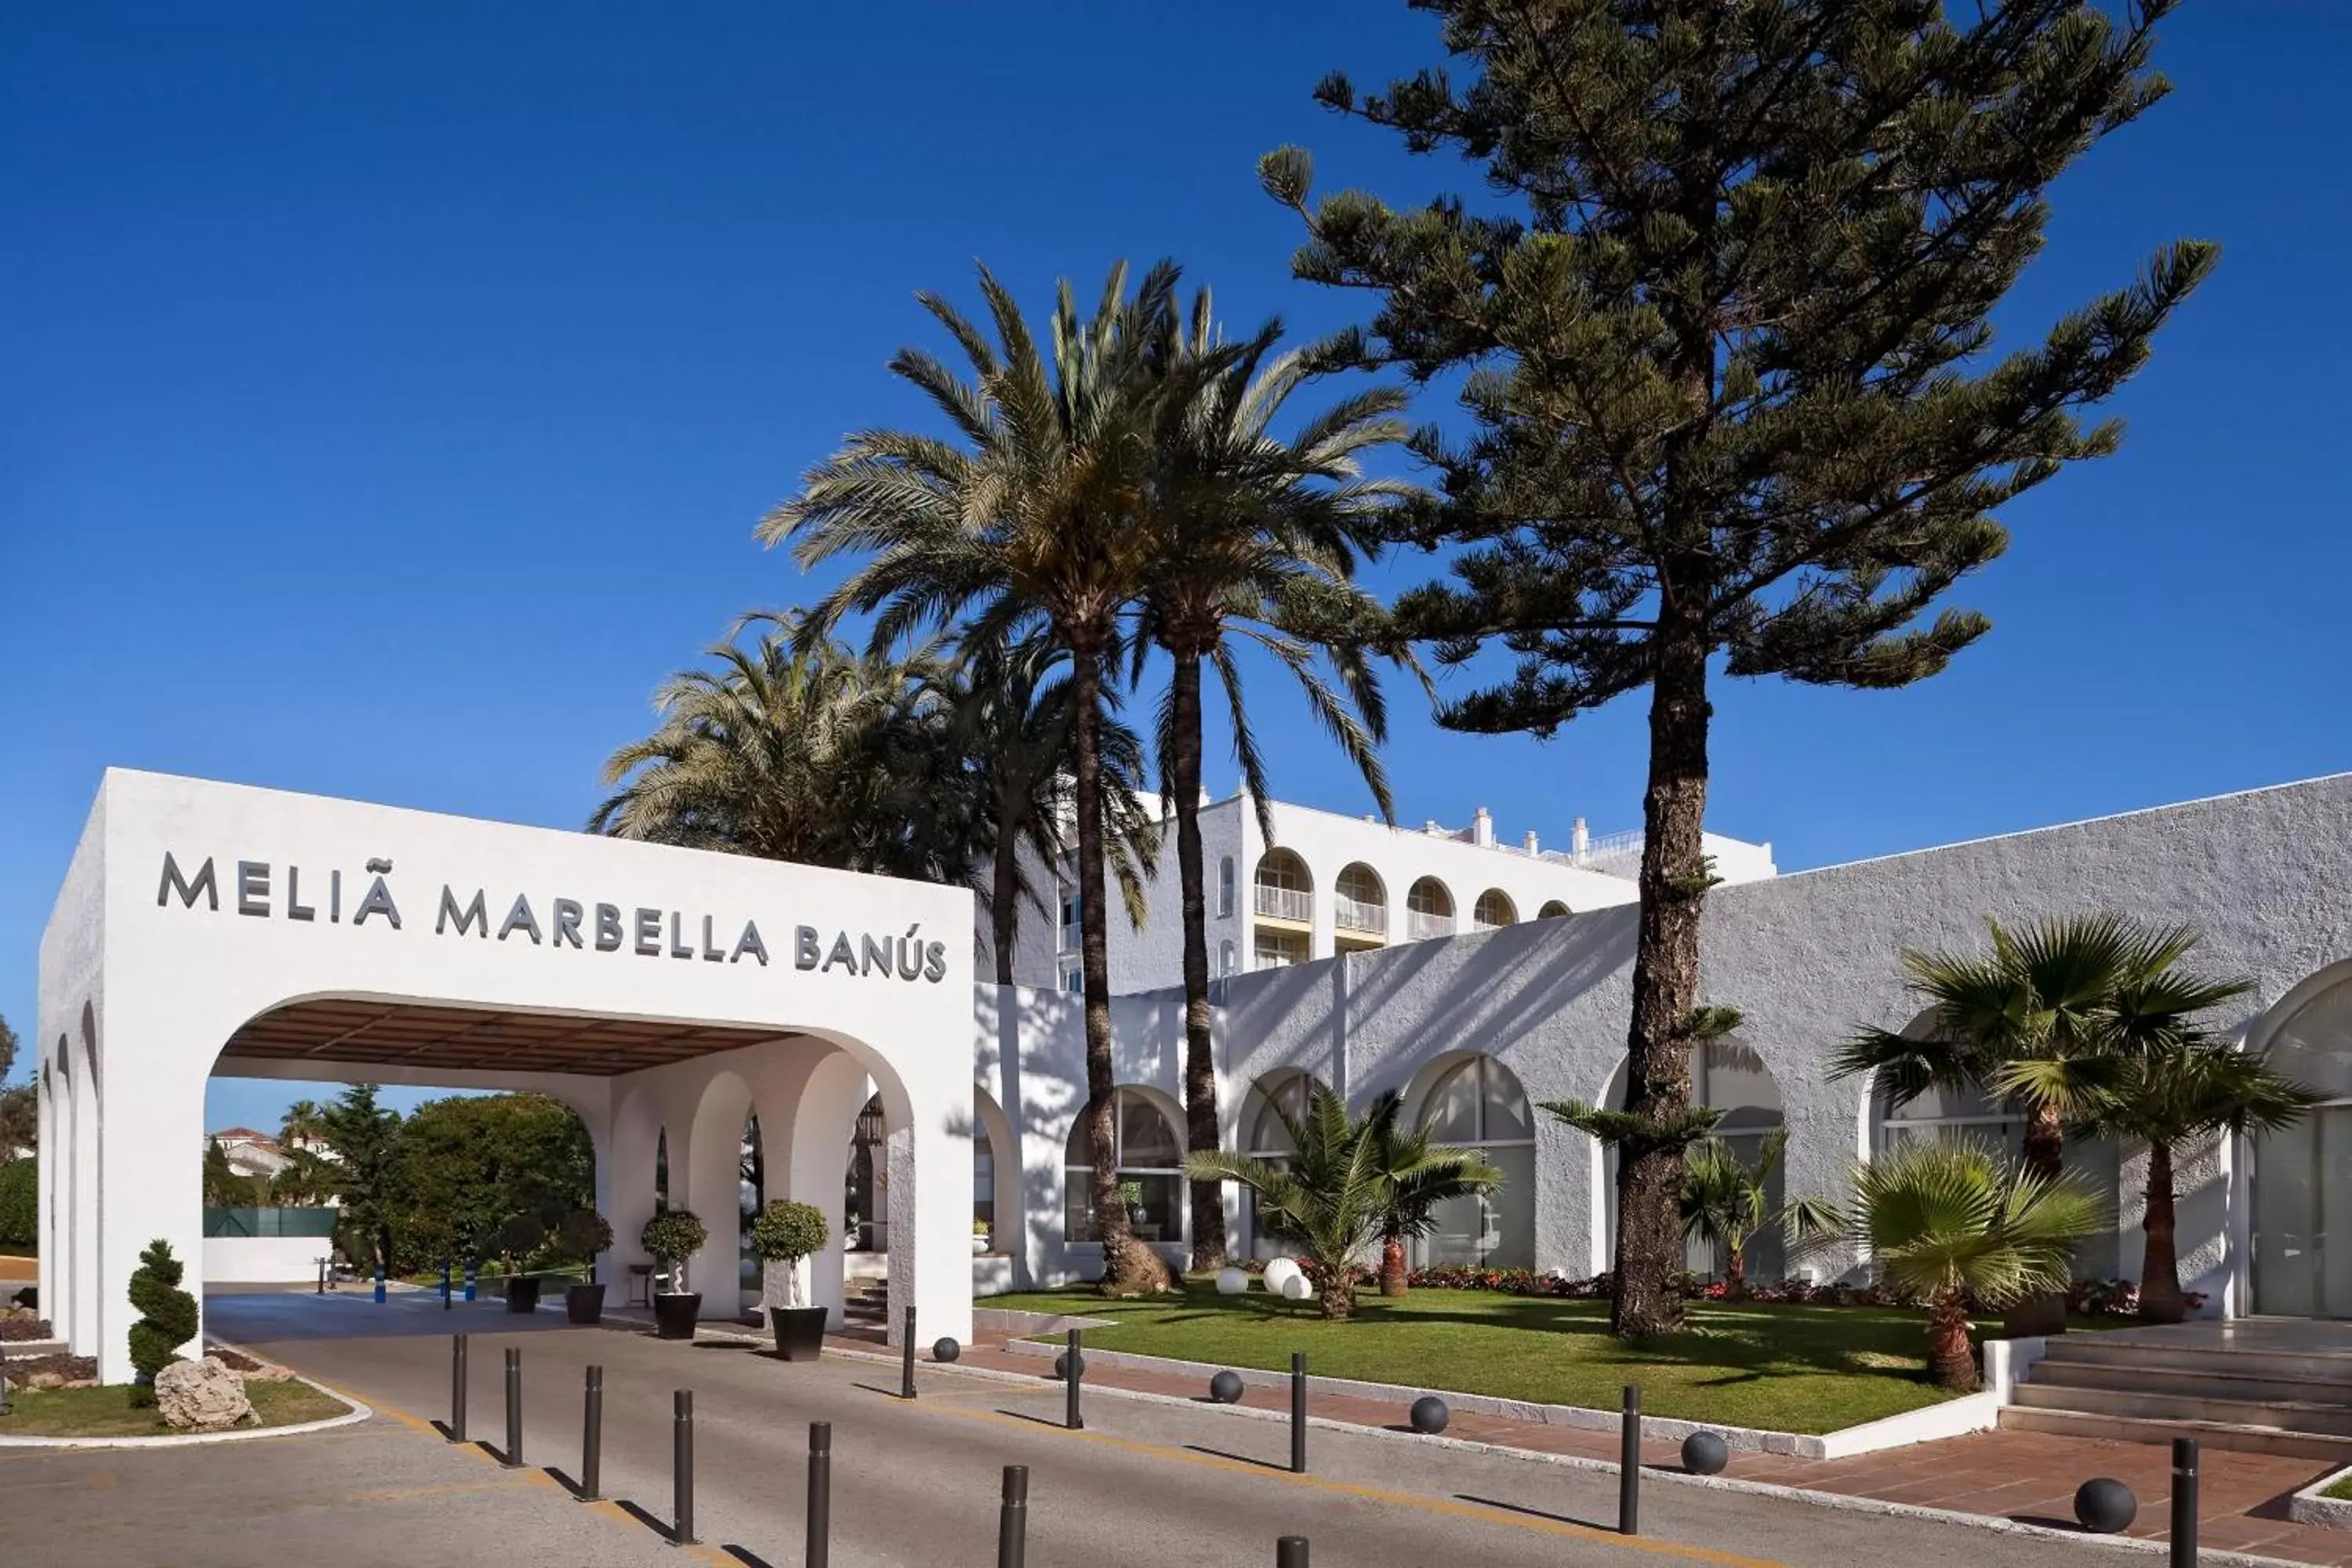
[557,1208,614,1282]
[496,1213,547,1274]
[126,1237,198,1405]
[0,1159,35,1247]
[640,1209,708,1294]
[750,1200,829,1310]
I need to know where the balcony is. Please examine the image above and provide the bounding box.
[1404,910,1455,941]
[1254,883,1312,924]
[1333,894,1387,935]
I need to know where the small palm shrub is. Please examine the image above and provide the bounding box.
[750,1200,829,1310]
[126,1237,198,1404]
[641,1209,709,1294]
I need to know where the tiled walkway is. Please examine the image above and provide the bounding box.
[877,1331,2352,1566]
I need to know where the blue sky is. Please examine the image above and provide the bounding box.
[4,2,2347,1136]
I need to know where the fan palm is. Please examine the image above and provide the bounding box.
[764,260,1200,1294]
[1831,912,2250,1331]
[1679,1130,1840,1294]
[1134,287,1417,1269]
[279,1098,328,1152]
[1359,1090,1505,1296]
[1846,1142,2103,1391]
[2004,1041,2316,1323]
[1189,1085,1501,1319]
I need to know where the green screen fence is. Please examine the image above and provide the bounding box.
[203,1207,339,1238]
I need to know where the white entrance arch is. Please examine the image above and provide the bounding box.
[36,769,975,1382]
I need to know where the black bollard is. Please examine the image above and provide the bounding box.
[1619,1385,1642,1536]
[1064,1327,1083,1431]
[673,1390,696,1546]
[580,1365,603,1502]
[806,1421,832,1568]
[2170,1436,2198,1568]
[902,1304,918,1399]
[996,1465,1029,1568]
[1290,1352,1308,1475]
[441,1258,451,1310]
[1277,1537,1309,1567]
[448,1334,468,1443]
[503,1348,523,1468]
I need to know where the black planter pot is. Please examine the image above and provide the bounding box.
[504,1276,543,1314]
[770,1305,827,1363]
[565,1282,604,1326]
[652,1291,702,1340]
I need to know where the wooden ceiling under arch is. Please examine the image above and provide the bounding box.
[216,998,790,1077]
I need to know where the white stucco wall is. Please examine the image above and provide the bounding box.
[203,1236,327,1285]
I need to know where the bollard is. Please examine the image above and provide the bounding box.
[902,1304,918,1399]
[806,1421,832,1568]
[1290,1352,1308,1475]
[996,1465,1029,1568]
[1064,1327,1083,1431]
[503,1347,523,1468]
[374,1262,387,1305]
[580,1366,603,1502]
[317,1257,327,1296]
[448,1334,468,1443]
[463,1264,477,1303]
[441,1259,452,1311]
[1277,1537,1308,1567]
[672,1390,696,1546]
[2170,1436,2198,1568]
[1619,1385,1642,1536]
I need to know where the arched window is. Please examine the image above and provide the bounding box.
[1218,857,1236,919]
[1253,849,1312,922]
[655,1128,670,1214]
[844,1093,887,1251]
[1473,890,1516,930]
[1063,1090,1184,1245]
[1405,877,1455,941]
[1237,1072,1323,1257]
[2252,968,2352,1316]
[1602,1040,1800,1280]
[1417,1056,1534,1269]
[1220,940,1238,977]
[1537,900,1571,920]
[973,1123,995,1243]
[1334,863,1388,938]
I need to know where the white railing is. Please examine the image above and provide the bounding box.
[1333,895,1387,935]
[1058,924,1080,953]
[1254,883,1312,923]
[1405,910,1455,941]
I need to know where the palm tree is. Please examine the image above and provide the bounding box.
[1360,1090,1504,1297]
[1679,1130,1839,1294]
[1188,1084,1501,1319]
[764,260,1203,1294]
[1846,1142,2103,1392]
[2004,1041,2316,1323]
[279,1098,328,1152]
[1831,913,2250,1332]
[1134,287,1416,1271]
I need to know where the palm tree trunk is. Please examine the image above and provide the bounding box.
[2137,1139,2187,1324]
[1926,1285,1979,1392]
[1170,647,1228,1272]
[1381,1233,1410,1298]
[2003,1100,2071,1337]
[1070,639,1160,1296]
[1320,1262,1356,1321]
[1613,610,1709,1338]
[1724,1244,1746,1297]
[990,815,1021,988]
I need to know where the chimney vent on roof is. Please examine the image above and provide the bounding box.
[1524,830,1540,855]
[1572,817,1591,859]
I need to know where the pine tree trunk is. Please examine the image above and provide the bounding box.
[2137,1139,2186,1324]
[1071,640,1160,1295]
[1381,1233,1410,1298]
[2003,1099,2071,1337]
[1926,1285,1979,1392]
[991,818,1021,988]
[1171,648,1228,1272]
[1612,615,1709,1338]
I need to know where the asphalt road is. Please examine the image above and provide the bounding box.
[8,1292,2159,1568]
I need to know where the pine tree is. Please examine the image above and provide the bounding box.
[126,1237,198,1403]
[1265,0,2215,1334]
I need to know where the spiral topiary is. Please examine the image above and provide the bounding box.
[640,1209,709,1293]
[126,1237,198,1404]
[750,1200,829,1264]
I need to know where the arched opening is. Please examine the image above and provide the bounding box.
[1409,1054,1533,1268]
[971,1083,1020,1261]
[1235,1071,1326,1258]
[1334,863,1388,950]
[1472,890,1517,931]
[1404,877,1455,942]
[2249,964,2352,1317]
[1597,1039,1791,1280]
[1252,849,1312,969]
[1217,856,1236,920]
[844,1092,888,1256]
[1537,900,1571,920]
[1062,1088,1185,1250]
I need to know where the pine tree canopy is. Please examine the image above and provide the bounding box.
[1263,0,2216,732]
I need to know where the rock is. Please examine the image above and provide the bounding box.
[154,1357,252,1431]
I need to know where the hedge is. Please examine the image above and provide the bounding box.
[0,1159,34,1247]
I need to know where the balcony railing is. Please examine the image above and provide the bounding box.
[1254,883,1312,923]
[1333,894,1387,935]
[1058,923,1080,953]
[1404,910,1455,941]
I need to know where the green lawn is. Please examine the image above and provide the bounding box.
[2323,1470,2352,1501]
[0,1377,349,1438]
[985,1284,2010,1434]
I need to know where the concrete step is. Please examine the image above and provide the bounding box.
[2011,1381,2352,1438]
[2030,1357,2352,1409]
[1998,1404,2352,1462]
[2038,1335,2352,1388]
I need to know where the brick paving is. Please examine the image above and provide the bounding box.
[894,1332,2352,1566]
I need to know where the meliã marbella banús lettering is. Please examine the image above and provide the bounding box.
[151,851,949,982]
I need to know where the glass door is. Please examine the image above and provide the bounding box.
[2253,1102,2352,1318]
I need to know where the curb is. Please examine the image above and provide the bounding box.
[2288,1465,2352,1530]
[0,1338,372,1450]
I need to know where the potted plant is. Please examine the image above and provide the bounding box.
[498,1214,548,1314]
[557,1208,614,1325]
[750,1200,830,1362]
[972,1219,992,1256]
[641,1210,708,1340]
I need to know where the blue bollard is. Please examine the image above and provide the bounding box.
[374,1264,387,1304]
[464,1265,477,1303]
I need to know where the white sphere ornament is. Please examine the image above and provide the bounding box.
[1214,1267,1250,1296]
[1280,1272,1314,1301]
[1262,1257,1302,1294]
